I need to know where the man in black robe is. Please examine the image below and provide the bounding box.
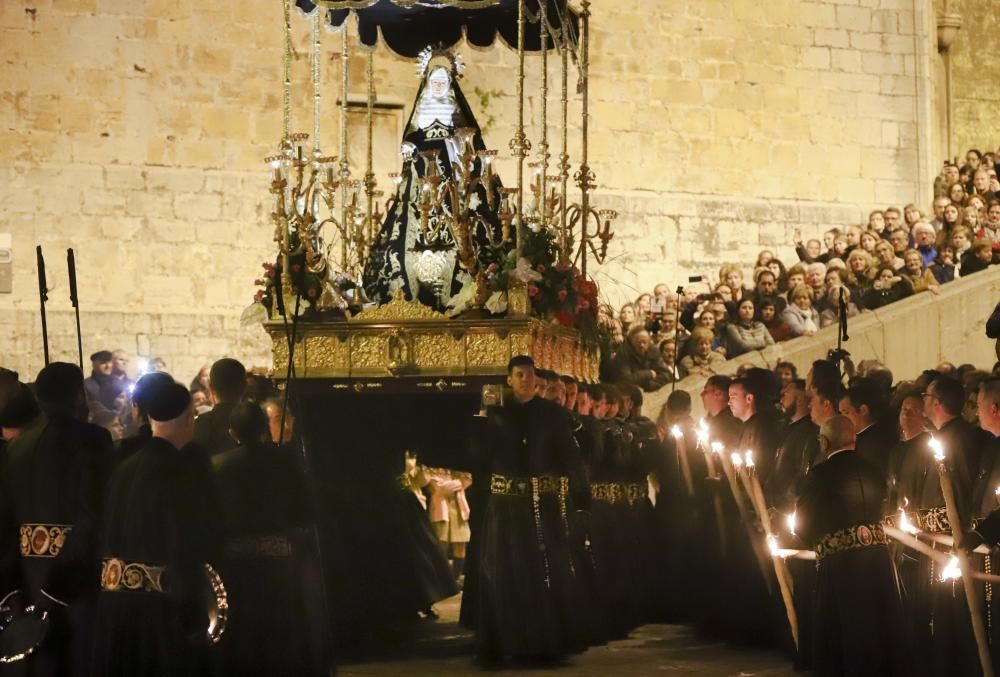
[112,371,176,465]
[0,363,112,677]
[924,375,991,503]
[839,380,898,479]
[212,401,327,677]
[796,415,908,677]
[768,378,817,510]
[88,382,220,677]
[700,375,741,449]
[472,355,589,665]
[729,369,785,485]
[193,358,246,457]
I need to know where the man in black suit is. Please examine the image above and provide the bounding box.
[193,358,246,457]
[796,415,908,677]
[839,380,898,479]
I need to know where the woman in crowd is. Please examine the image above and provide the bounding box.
[949,182,967,205]
[189,364,211,396]
[619,303,638,336]
[900,249,940,294]
[951,226,974,265]
[859,230,879,255]
[817,285,861,328]
[757,299,792,343]
[724,298,774,359]
[868,210,885,233]
[719,265,749,304]
[930,246,957,284]
[768,258,789,292]
[863,265,914,309]
[979,200,1000,246]
[781,285,820,338]
[874,240,904,271]
[678,328,726,378]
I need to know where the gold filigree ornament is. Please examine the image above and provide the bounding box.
[350,289,448,322]
[19,524,72,558]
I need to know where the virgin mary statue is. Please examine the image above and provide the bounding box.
[362,49,504,312]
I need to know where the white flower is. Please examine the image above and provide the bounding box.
[512,257,542,284]
[485,291,508,315]
[446,281,478,317]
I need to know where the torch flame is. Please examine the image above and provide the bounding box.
[730,452,743,468]
[696,419,709,447]
[744,450,755,468]
[994,486,1000,498]
[670,425,683,440]
[767,534,780,557]
[899,509,918,535]
[786,511,797,536]
[928,436,945,463]
[940,555,961,581]
[710,441,724,455]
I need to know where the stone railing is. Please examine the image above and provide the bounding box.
[643,266,1000,420]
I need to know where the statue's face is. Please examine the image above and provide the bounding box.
[428,68,449,98]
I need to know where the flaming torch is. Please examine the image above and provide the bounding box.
[929,435,995,677]
[670,425,695,497]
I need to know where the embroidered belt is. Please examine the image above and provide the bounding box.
[100,558,166,593]
[883,507,951,534]
[591,482,625,503]
[490,473,566,497]
[625,483,647,505]
[226,534,295,558]
[815,522,890,561]
[19,524,71,558]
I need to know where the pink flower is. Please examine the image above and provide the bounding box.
[558,289,568,300]
[536,264,546,273]
[528,285,539,297]
[307,287,318,298]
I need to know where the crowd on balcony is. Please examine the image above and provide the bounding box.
[601,148,1000,389]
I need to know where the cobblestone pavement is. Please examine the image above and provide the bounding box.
[340,595,798,677]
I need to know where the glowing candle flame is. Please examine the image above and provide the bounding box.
[670,425,683,440]
[730,453,743,468]
[767,534,780,557]
[899,509,918,535]
[744,450,755,468]
[786,511,797,536]
[940,555,961,581]
[710,441,723,455]
[696,419,709,447]
[994,486,1000,498]
[928,436,945,463]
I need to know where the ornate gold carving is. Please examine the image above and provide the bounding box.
[387,329,415,375]
[466,331,508,369]
[350,332,387,370]
[412,332,464,370]
[509,328,530,358]
[20,524,71,558]
[100,557,166,593]
[304,335,349,374]
[349,289,448,322]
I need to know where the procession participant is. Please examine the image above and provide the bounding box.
[212,401,326,677]
[729,368,784,484]
[768,378,816,510]
[560,376,579,413]
[924,374,991,509]
[88,382,221,677]
[193,358,247,457]
[113,371,176,464]
[1,363,112,677]
[700,375,741,449]
[886,391,929,507]
[621,385,659,625]
[839,380,898,478]
[971,378,1000,519]
[796,416,909,677]
[472,356,589,665]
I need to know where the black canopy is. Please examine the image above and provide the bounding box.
[295,0,579,58]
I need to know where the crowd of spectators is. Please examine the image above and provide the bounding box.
[601,149,1000,390]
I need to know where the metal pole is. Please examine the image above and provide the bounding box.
[67,249,83,371]
[339,16,351,273]
[577,0,591,279]
[538,0,549,224]
[514,0,527,255]
[36,246,49,366]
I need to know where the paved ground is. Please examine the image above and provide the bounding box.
[340,595,799,677]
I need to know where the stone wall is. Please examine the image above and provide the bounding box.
[0,0,960,381]
[643,265,1000,420]
[947,0,1000,162]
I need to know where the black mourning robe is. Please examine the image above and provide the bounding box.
[854,419,899,480]
[193,402,238,458]
[767,415,819,511]
[796,449,909,677]
[472,396,589,663]
[2,413,111,677]
[211,441,326,677]
[88,438,221,677]
[737,406,785,485]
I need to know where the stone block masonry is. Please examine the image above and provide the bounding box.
[0,0,962,376]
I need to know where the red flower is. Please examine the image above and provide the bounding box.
[487,263,498,273]
[554,262,569,272]
[528,285,539,297]
[578,298,590,309]
[291,263,302,273]
[558,289,568,300]
[554,311,573,327]
[307,287,318,298]
[536,264,546,273]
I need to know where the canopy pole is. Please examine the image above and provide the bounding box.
[339,16,351,273]
[538,0,549,225]
[558,22,569,264]
[365,48,376,259]
[575,0,593,278]
[512,0,528,256]
[311,10,321,154]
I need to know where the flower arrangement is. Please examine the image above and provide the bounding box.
[483,227,599,339]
